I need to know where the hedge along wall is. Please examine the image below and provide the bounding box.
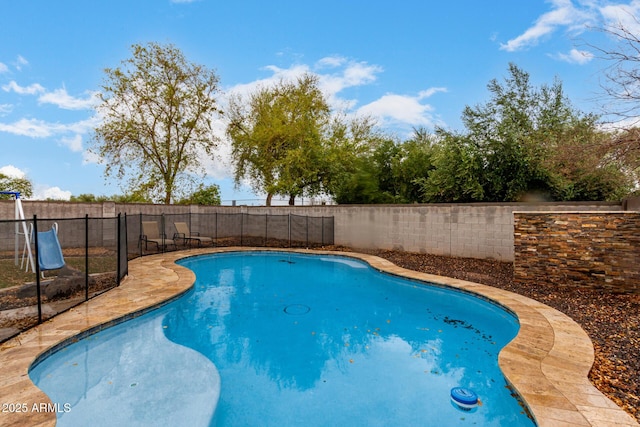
[514,212,640,293]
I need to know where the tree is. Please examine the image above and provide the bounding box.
[541,120,634,201]
[69,193,151,203]
[0,173,33,199]
[324,116,408,204]
[392,128,436,203]
[458,63,565,201]
[226,74,331,205]
[177,184,221,205]
[331,137,400,204]
[421,63,631,202]
[91,42,221,204]
[416,131,485,203]
[589,15,640,173]
[331,127,438,204]
[592,13,640,121]
[70,194,108,202]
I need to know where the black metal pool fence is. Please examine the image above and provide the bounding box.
[0,212,334,343]
[132,212,335,255]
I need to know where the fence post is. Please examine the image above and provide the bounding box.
[306,215,309,248]
[33,215,42,324]
[85,214,89,301]
[288,213,291,247]
[117,213,121,284]
[214,212,218,247]
[264,213,268,247]
[121,213,129,280]
[161,214,166,253]
[139,213,143,257]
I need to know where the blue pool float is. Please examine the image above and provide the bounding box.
[450,387,478,410]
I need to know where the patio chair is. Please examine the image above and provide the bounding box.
[141,221,176,251]
[173,222,213,247]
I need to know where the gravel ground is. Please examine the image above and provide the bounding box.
[330,247,640,423]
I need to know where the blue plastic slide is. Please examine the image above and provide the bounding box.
[37,228,65,270]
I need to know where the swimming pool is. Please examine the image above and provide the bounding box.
[30,251,535,426]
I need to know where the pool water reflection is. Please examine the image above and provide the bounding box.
[169,252,535,426]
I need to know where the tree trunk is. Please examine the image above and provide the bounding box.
[288,195,295,206]
[266,193,273,206]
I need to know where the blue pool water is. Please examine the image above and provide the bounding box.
[30,252,535,426]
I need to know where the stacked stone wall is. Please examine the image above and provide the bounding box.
[514,212,640,293]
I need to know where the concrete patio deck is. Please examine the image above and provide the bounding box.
[0,248,637,427]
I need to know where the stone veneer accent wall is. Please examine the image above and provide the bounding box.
[514,212,640,293]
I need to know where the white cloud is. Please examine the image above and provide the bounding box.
[226,64,311,100]
[262,64,311,81]
[15,55,28,71]
[0,116,99,140]
[0,104,12,115]
[33,185,72,201]
[555,48,594,64]
[0,165,27,179]
[600,1,640,32]
[66,115,102,134]
[3,81,99,110]
[0,118,61,137]
[318,60,382,100]
[500,0,594,52]
[2,80,46,95]
[226,57,383,109]
[500,1,640,53]
[315,56,346,69]
[0,62,8,73]
[38,88,100,110]
[60,134,84,152]
[356,91,443,129]
[418,87,448,99]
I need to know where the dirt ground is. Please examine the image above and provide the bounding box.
[329,247,640,423]
[0,273,118,342]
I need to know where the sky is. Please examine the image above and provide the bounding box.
[1,0,638,204]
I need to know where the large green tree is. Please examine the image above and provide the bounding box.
[331,137,400,204]
[331,127,437,204]
[320,114,387,204]
[91,42,221,204]
[419,64,632,202]
[392,128,437,202]
[415,131,485,203]
[226,74,332,205]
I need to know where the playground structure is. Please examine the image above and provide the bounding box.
[0,191,64,274]
[36,224,65,272]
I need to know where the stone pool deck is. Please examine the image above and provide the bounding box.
[0,248,637,427]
